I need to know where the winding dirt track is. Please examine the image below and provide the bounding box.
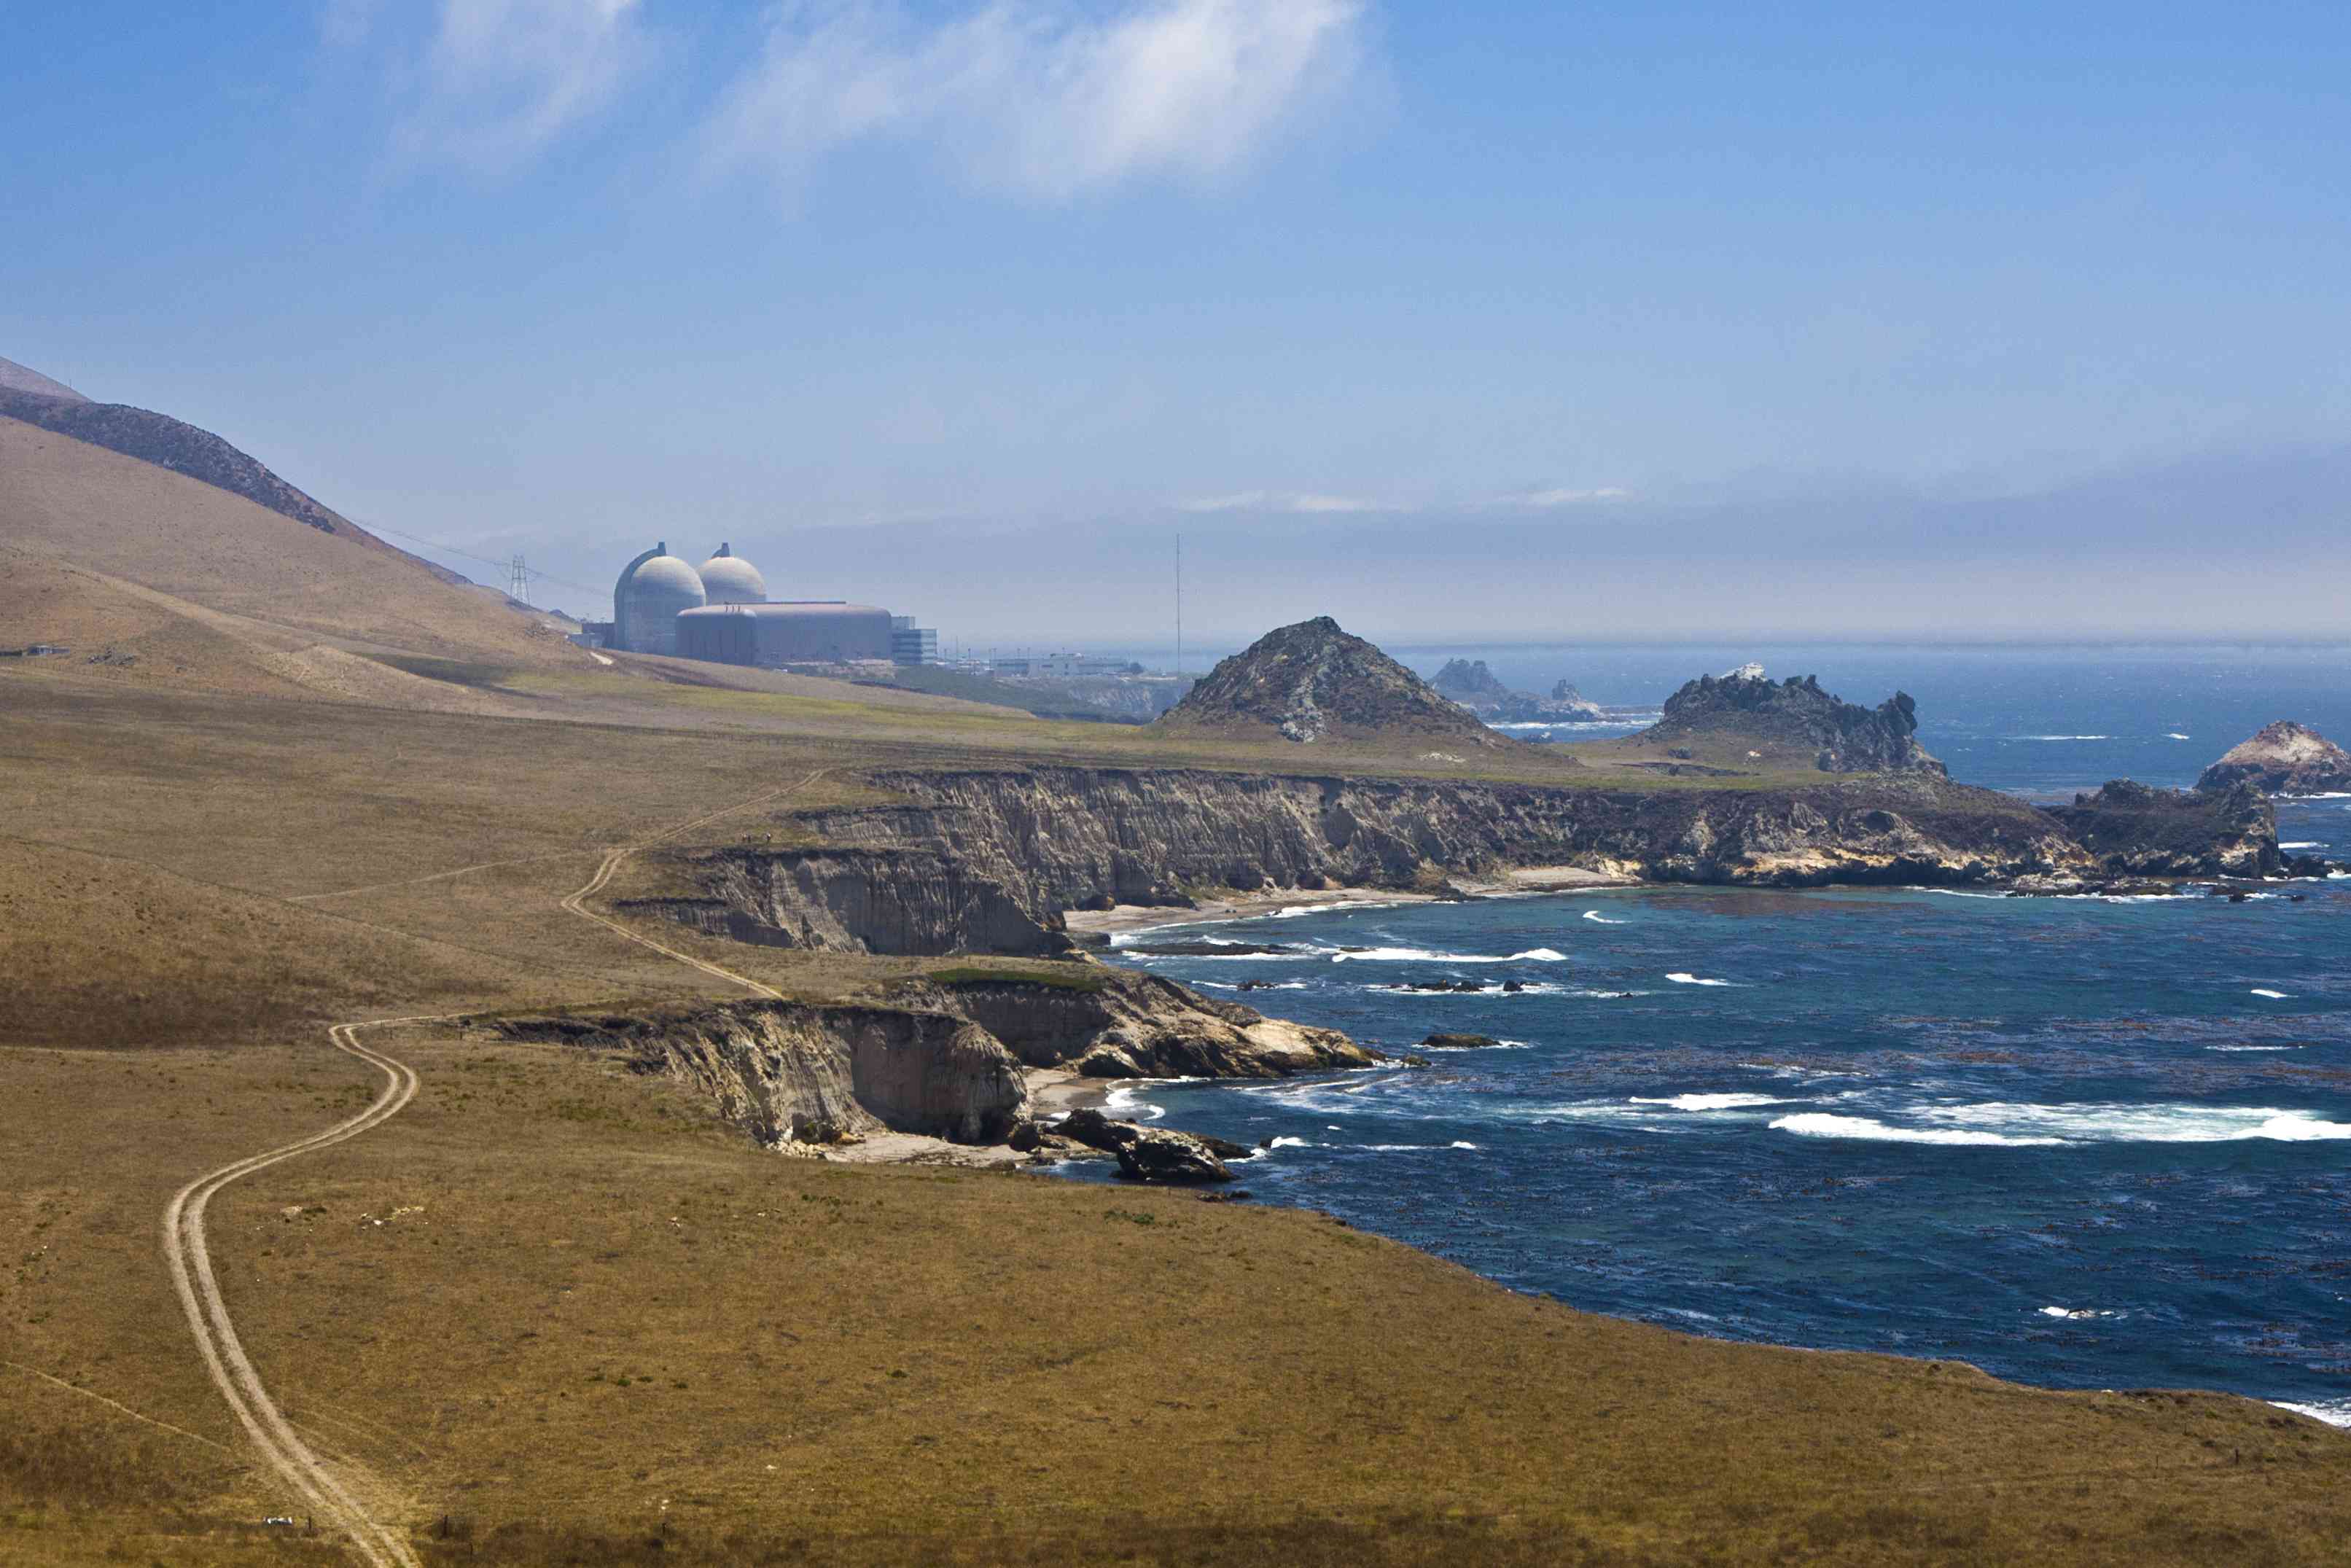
[163,773,821,1561]
[163,1019,432,1568]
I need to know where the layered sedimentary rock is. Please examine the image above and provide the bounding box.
[1643,671,1945,775]
[2040,779,2278,878]
[2196,722,2351,797]
[496,1002,1029,1146]
[792,766,2084,905]
[901,970,1377,1079]
[617,845,1069,956]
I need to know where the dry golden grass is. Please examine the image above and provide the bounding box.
[7,620,2348,1563]
[4,1034,2346,1567]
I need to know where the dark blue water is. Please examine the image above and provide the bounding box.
[1064,646,2351,1422]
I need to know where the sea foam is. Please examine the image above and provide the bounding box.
[1666,972,1734,986]
[1770,1113,2061,1147]
[1631,1093,1787,1112]
[1583,910,1626,924]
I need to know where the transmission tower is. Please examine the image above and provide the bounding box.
[507,553,531,606]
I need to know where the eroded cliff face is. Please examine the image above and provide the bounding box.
[786,768,2088,917]
[496,1002,1029,1146]
[2040,780,2279,877]
[902,971,1378,1080]
[618,846,1070,956]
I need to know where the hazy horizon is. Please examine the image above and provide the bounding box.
[7,2,2348,642]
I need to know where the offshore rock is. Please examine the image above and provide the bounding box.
[2196,722,2351,797]
[1115,1127,1235,1185]
[1430,658,1607,723]
[1154,617,1508,749]
[1643,671,1945,775]
[2040,779,2279,878]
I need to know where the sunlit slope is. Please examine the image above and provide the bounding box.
[0,415,584,701]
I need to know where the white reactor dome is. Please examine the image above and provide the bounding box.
[614,542,706,655]
[698,543,766,605]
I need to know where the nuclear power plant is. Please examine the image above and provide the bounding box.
[598,542,937,668]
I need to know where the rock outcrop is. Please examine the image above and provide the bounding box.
[1154,617,1508,749]
[495,1001,1029,1146]
[901,969,1378,1079]
[2040,779,2278,878]
[1640,671,1945,775]
[619,845,1070,957]
[1430,659,1607,724]
[2196,722,2351,797]
[794,765,2083,900]
[1051,1108,1239,1184]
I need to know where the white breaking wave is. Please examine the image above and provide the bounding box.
[2250,988,2292,999]
[2167,733,2191,740]
[2280,841,2323,849]
[1265,1135,1310,1148]
[1771,1113,2062,1147]
[1102,1087,1166,1121]
[1631,1093,1788,1112]
[2011,734,2112,741]
[2275,1399,2351,1429]
[2208,1045,2295,1053]
[2038,1306,2121,1320]
[1329,945,1567,964]
[1912,1101,2351,1144]
[1582,910,1626,924]
[1666,972,1734,986]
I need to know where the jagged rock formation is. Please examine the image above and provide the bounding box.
[2041,779,2278,877]
[1052,1109,1237,1183]
[1155,617,1505,748]
[2196,722,2351,797]
[900,970,1376,1079]
[789,765,2087,897]
[1643,671,1945,775]
[1430,659,1606,723]
[618,846,1072,957]
[496,1001,1030,1146]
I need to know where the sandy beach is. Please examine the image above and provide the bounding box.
[1063,870,1640,941]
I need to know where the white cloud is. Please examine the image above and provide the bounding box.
[705,0,1367,200]
[1489,485,1632,509]
[1178,488,1389,515]
[373,0,655,171]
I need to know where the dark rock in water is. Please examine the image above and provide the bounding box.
[2040,779,2277,878]
[1058,1107,1142,1153]
[1115,1127,1233,1184]
[1236,978,1274,991]
[2196,721,2351,797]
[1153,617,1513,749]
[1420,1033,1502,1050]
[1502,980,1526,993]
[1640,670,1946,775]
[1430,658,1607,723]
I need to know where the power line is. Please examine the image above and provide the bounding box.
[352,519,606,599]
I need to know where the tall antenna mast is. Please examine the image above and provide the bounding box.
[1175,532,1182,679]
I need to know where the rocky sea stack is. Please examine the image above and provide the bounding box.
[2196,721,2351,796]
[1430,658,1606,723]
[1643,669,1946,775]
[1155,616,1510,749]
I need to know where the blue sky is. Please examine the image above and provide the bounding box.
[4,2,2348,640]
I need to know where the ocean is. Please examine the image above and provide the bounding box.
[1055,643,2351,1424]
